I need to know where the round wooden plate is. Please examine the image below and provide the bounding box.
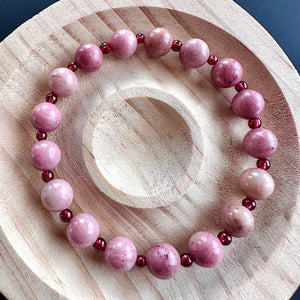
[0,0,299,299]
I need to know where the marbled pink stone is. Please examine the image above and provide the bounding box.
[41,179,73,212]
[188,231,223,267]
[66,213,99,248]
[211,58,243,88]
[238,167,275,200]
[48,67,78,97]
[74,43,103,72]
[146,243,180,279]
[109,29,137,59]
[30,140,61,171]
[104,236,137,272]
[31,102,61,132]
[231,89,265,119]
[220,204,254,238]
[179,38,209,68]
[144,27,173,58]
[243,128,278,158]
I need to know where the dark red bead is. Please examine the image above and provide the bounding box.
[248,117,262,129]
[242,198,256,211]
[217,231,232,246]
[93,238,107,251]
[207,54,218,65]
[100,42,112,54]
[67,61,78,72]
[171,40,182,52]
[136,33,145,44]
[256,158,271,170]
[136,255,147,267]
[235,80,248,92]
[36,131,47,141]
[46,93,57,104]
[180,253,193,267]
[41,170,54,182]
[59,209,73,223]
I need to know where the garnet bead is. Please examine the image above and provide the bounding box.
[36,131,47,141]
[100,42,112,54]
[93,237,107,251]
[257,158,271,170]
[217,231,232,246]
[136,255,147,267]
[171,40,182,51]
[242,198,256,211]
[67,61,78,72]
[235,80,248,92]
[207,54,218,65]
[41,170,54,182]
[46,93,57,104]
[136,33,145,44]
[59,209,73,223]
[180,253,193,267]
[248,117,262,129]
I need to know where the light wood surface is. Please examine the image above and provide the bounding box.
[0,0,299,299]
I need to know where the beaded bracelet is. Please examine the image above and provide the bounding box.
[29,28,278,280]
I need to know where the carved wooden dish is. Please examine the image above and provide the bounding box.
[0,0,299,299]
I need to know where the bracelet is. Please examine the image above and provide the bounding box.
[29,28,277,280]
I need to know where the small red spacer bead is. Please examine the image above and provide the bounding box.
[67,61,79,72]
[256,158,271,170]
[100,42,112,54]
[235,80,248,92]
[36,131,47,141]
[136,33,145,44]
[46,93,57,104]
[242,198,256,211]
[180,253,193,267]
[93,238,107,251]
[248,117,262,129]
[171,40,182,52]
[41,170,54,182]
[59,209,73,223]
[207,54,218,65]
[217,231,232,246]
[136,255,147,267]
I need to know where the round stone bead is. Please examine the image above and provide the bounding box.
[74,43,103,72]
[211,58,243,88]
[179,38,209,68]
[188,232,223,267]
[144,27,173,58]
[104,236,137,272]
[243,128,278,158]
[231,89,265,119]
[41,179,73,212]
[30,140,61,171]
[66,213,99,248]
[146,243,180,279]
[48,67,78,97]
[220,204,254,238]
[109,29,137,59]
[238,167,275,200]
[31,102,61,132]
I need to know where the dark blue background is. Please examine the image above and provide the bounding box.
[0,0,299,299]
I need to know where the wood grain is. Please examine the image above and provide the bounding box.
[0,0,299,299]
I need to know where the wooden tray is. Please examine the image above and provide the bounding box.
[0,0,299,299]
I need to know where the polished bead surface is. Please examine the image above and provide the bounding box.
[104,236,137,272]
[242,198,257,210]
[257,158,271,170]
[36,131,47,141]
[180,253,193,267]
[171,40,182,51]
[41,170,54,182]
[188,231,223,267]
[93,238,107,251]
[75,43,103,72]
[136,33,145,44]
[59,209,73,223]
[146,243,180,279]
[235,80,248,92]
[100,42,112,54]
[46,93,57,104]
[207,54,218,65]
[136,255,147,267]
[248,117,262,129]
[67,61,78,72]
[238,167,275,200]
[217,231,232,246]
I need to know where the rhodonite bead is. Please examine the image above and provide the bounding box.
[188,231,223,267]
[48,67,78,97]
[104,236,137,272]
[211,58,243,88]
[74,43,103,72]
[41,179,73,212]
[231,89,265,119]
[238,167,275,200]
[220,204,254,238]
[144,27,173,58]
[30,140,61,171]
[109,29,137,59]
[31,102,61,132]
[243,128,278,158]
[179,38,209,68]
[66,213,99,248]
[146,243,180,279]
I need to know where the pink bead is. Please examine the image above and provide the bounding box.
[231,89,265,119]
[238,168,275,200]
[211,58,243,88]
[74,43,103,72]
[146,243,180,279]
[41,179,73,212]
[243,128,278,158]
[220,204,254,238]
[188,232,223,267]
[31,102,61,132]
[48,67,78,97]
[104,236,137,272]
[144,28,173,58]
[66,213,99,248]
[30,140,61,171]
[179,38,209,68]
[109,29,137,59]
